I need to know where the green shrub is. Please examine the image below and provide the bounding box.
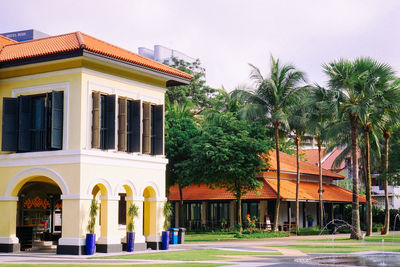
[290,227,329,236]
[234,230,289,239]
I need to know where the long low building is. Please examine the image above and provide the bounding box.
[169,150,369,231]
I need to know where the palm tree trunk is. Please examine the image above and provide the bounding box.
[383,130,391,234]
[364,127,372,236]
[350,115,362,240]
[237,195,242,233]
[295,134,301,234]
[179,184,184,227]
[318,140,324,230]
[273,122,281,232]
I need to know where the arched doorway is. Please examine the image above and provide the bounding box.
[143,186,157,246]
[17,180,62,252]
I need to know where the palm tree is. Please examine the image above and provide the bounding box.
[287,89,311,234]
[245,56,306,231]
[323,59,363,239]
[376,80,400,234]
[308,85,339,229]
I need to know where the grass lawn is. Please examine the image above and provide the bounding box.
[185,232,237,242]
[94,249,281,261]
[272,243,400,253]
[290,233,400,243]
[0,264,222,267]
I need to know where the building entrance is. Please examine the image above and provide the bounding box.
[17,182,62,251]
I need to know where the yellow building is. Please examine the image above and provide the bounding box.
[0,32,191,254]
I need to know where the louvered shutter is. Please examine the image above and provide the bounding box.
[130,100,141,152]
[18,95,32,151]
[92,92,100,148]
[118,97,127,151]
[2,98,19,151]
[152,105,164,155]
[142,102,151,154]
[105,94,115,149]
[50,91,63,149]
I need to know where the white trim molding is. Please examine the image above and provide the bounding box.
[114,180,138,197]
[61,194,93,200]
[58,237,86,246]
[139,181,162,198]
[5,167,70,197]
[99,195,120,201]
[144,197,167,202]
[0,237,19,244]
[87,178,113,196]
[0,196,18,201]
[126,196,144,201]
[11,82,70,150]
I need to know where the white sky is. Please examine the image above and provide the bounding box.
[2,0,400,90]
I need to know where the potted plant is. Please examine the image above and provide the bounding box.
[306,214,314,227]
[86,198,98,255]
[126,203,139,252]
[161,202,172,250]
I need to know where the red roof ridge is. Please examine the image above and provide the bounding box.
[75,31,86,49]
[0,34,18,44]
[1,31,77,47]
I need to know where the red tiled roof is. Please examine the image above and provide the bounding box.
[0,35,17,49]
[301,148,326,166]
[168,178,371,203]
[0,32,193,80]
[264,179,372,203]
[264,150,344,179]
[168,180,277,201]
[321,148,347,171]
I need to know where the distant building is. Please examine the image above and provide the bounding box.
[138,45,205,73]
[0,29,49,42]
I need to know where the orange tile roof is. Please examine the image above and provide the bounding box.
[0,32,192,80]
[264,150,344,179]
[168,178,371,203]
[0,35,17,49]
[301,148,326,166]
[265,179,372,203]
[168,180,277,201]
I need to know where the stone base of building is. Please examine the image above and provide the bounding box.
[96,243,122,253]
[122,242,146,251]
[57,245,85,255]
[0,243,20,253]
[146,241,162,250]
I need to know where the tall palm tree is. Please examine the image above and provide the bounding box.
[245,56,306,231]
[376,80,400,234]
[287,88,310,233]
[308,85,339,229]
[323,59,364,239]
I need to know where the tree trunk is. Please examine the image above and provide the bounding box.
[383,130,391,235]
[350,115,362,240]
[295,134,301,234]
[318,140,324,230]
[237,197,242,233]
[364,126,372,236]
[273,122,281,232]
[179,184,184,227]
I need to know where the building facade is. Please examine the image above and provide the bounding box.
[0,32,191,254]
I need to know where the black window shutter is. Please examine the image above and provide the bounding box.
[18,95,32,151]
[130,100,141,152]
[153,105,164,155]
[105,94,115,149]
[50,91,64,149]
[2,98,19,151]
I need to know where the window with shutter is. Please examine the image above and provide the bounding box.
[127,100,141,153]
[92,91,101,148]
[142,102,151,154]
[118,97,127,151]
[1,98,19,151]
[2,90,64,153]
[151,105,163,155]
[18,95,32,151]
[51,91,64,149]
[105,94,116,150]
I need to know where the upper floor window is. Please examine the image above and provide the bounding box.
[143,102,163,155]
[2,91,64,152]
[118,98,140,153]
[92,92,115,150]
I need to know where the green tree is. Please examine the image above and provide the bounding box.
[189,112,272,231]
[165,100,200,227]
[167,58,215,111]
[244,56,306,231]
